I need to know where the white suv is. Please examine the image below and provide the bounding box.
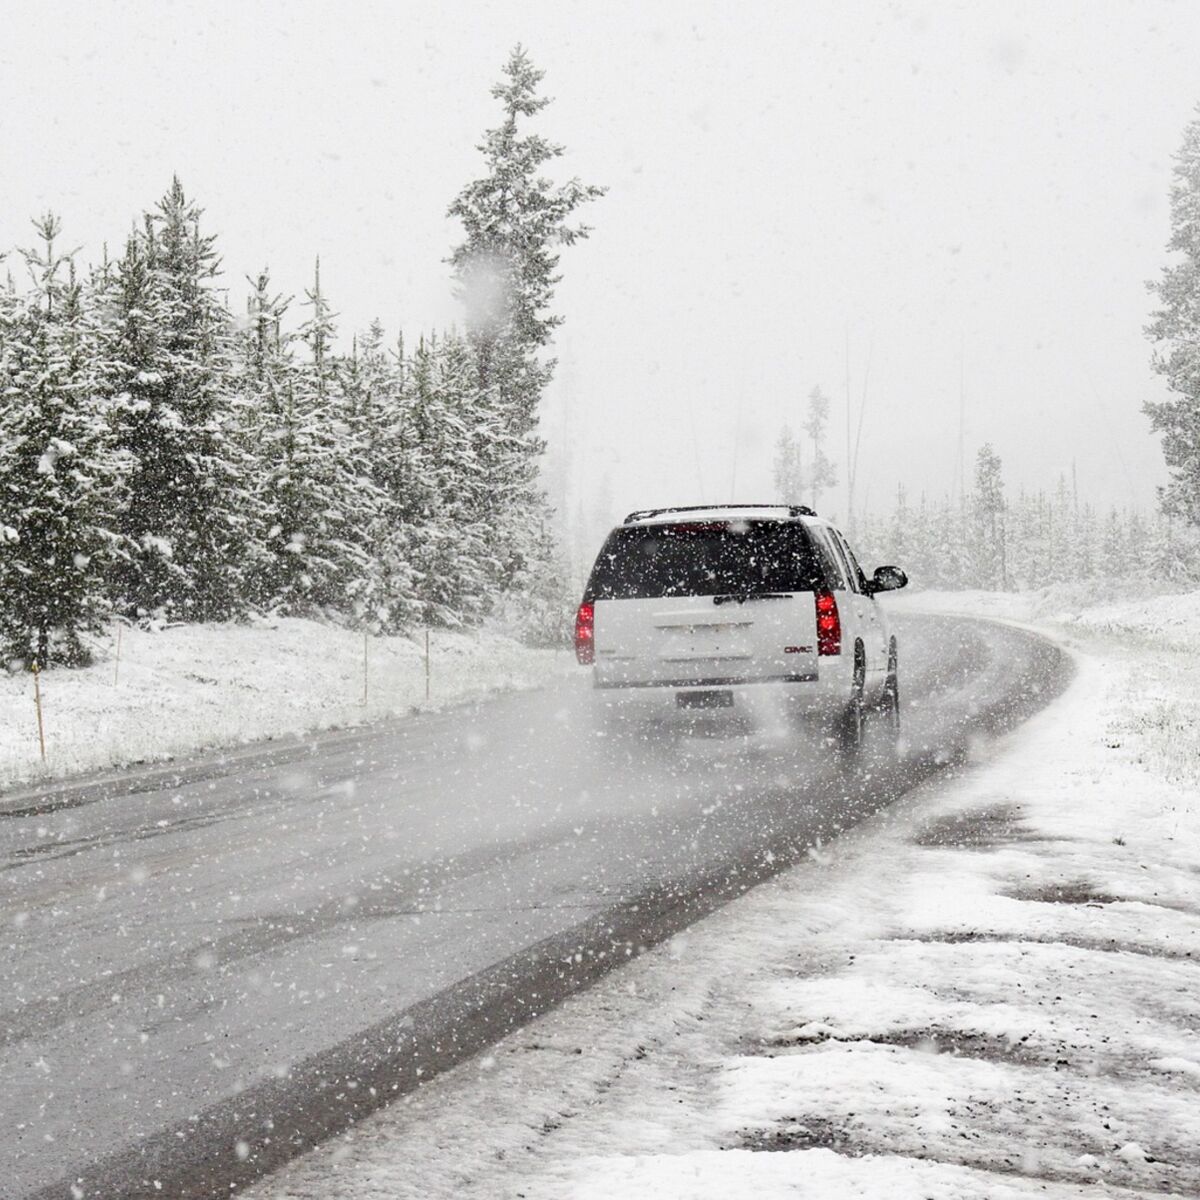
[574,505,907,750]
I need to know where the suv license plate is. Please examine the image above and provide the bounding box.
[677,690,734,710]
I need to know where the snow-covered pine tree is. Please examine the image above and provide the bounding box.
[340,319,392,426]
[1146,107,1200,528]
[1047,475,1073,586]
[250,261,379,617]
[387,332,495,626]
[1124,509,1150,577]
[436,332,499,621]
[347,326,425,631]
[970,445,1007,589]
[336,318,405,628]
[97,228,174,611]
[1146,511,1192,582]
[886,484,910,575]
[1100,508,1126,578]
[907,493,937,586]
[447,45,604,617]
[942,496,972,589]
[233,269,294,610]
[772,426,804,502]
[0,216,120,665]
[106,179,252,621]
[804,386,838,511]
[1021,491,1053,589]
[1070,504,1097,584]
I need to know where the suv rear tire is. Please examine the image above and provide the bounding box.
[836,645,867,757]
[878,644,901,757]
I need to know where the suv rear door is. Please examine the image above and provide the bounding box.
[586,520,823,688]
[827,526,887,681]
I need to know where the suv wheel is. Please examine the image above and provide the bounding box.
[880,642,901,748]
[836,645,867,757]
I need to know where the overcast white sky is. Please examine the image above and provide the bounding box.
[3,0,1198,547]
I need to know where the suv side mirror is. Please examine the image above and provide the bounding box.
[869,565,908,595]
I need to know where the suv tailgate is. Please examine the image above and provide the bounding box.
[585,520,823,689]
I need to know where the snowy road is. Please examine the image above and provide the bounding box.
[1,614,1069,1200]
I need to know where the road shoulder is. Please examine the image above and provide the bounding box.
[0,616,574,808]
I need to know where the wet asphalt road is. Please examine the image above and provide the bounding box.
[0,614,1071,1199]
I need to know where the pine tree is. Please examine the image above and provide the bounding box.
[1021,491,1053,588]
[1146,107,1200,527]
[970,444,1007,589]
[447,45,604,610]
[0,216,120,665]
[350,327,424,630]
[394,332,498,626]
[1125,509,1150,577]
[106,179,252,621]
[804,385,838,511]
[772,426,804,502]
[1047,475,1073,585]
[249,262,379,616]
[1145,511,1197,582]
[1100,508,1126,577]
[1070,503,1097,582]
[886,484,910,574]
[234,269,295,610]
[449,46,604,430]
[907,492,937,586]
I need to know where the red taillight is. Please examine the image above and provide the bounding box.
[815,590,841,656]
[574,602,595,665]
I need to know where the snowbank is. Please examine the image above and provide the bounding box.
[0,618,573,791]
[248,590,1200,1199]
[882,580,1200,632]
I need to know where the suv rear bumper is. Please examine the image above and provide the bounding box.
[590,659,852,725]
[595,670,817,688]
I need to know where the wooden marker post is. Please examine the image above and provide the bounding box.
[113,624,122,687]
[32,661,46,762]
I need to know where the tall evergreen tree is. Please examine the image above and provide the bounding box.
[249,262,379,616]
[404,332,495,624]
[1146,107,1200,527]
[449,46,604,432]
[235,269,296,610]
[106,179,251,620]
[1125,509,1150,576]
[447,45,604,608]
[1100,508,1126,575]
[772,426,804,502]
[0,216,120,665]
[970,444,1008,589]
[804,385,838,510]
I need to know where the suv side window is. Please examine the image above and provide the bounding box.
[809,527,849,591]
[833,530,871,594]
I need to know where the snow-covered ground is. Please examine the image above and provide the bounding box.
[249,589,1200,1199]
[0,618,572,791]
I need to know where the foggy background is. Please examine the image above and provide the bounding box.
[3,0,1197,560]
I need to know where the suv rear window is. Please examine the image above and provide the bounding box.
[586,521,823,601]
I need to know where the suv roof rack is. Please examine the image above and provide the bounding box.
[623,503,817,524]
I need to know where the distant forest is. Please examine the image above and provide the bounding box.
[854,446,1200,591]
[773,417,1200,592]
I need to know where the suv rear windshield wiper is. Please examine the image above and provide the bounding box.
[712,592,792,606]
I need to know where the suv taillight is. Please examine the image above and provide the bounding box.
[574,601,595,664]
[815,590,841,656]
